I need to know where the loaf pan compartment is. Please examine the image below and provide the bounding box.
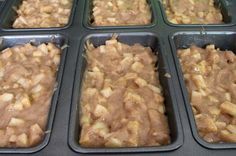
[0,0,77,31]
[0,34,67,153]
[83,0,157,29]
[69,32,183,153]
[159,0,233,26]
[170,31,236,149]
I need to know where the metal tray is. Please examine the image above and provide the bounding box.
[0,0,235,155]
[170,31,236,149]
[0,34,68,153]
[159,0,235,27]
[83,0,157,29]
[68,32,183,153]
[0,0,78,31]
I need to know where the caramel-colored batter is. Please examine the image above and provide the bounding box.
[163,0,223,24]
[178,45,236,143]
[79,37,170,147]
[92,0,151,26]
[13,0,72,28]
[0,43,61,147]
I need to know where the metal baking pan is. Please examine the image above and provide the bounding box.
[0,34,68,153]
[68,32,183,153]
[169,31,236,149]
[0,0,78,31]
[159,0,235,27]
[0,0,235,155]
[83,0,158,29]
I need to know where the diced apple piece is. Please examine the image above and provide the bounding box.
[127,121,139,146]
[29,124,44,146]
[12,103,24,111]
[60,0,69,5]
[33,73,45,85]
[93,104,109,118]
[192,53,201,60]
[225,93,231,102]
[131,61,144,73]
[30,124,43,135]
[206,44,215,50]
[40,6,54,13]
[53,54,60,65]
[91,122,109,138]
[33,50,43,57]
[21,94,31,108]
[199,89,207,96]
[79,126,90,146]
[16,133,28,147]
[84,88,97,97]
[0,93,14,102]
[31,84,43,93]
[8,118,25,127]
[88,71,104,89]
[100,87,113,98]
[209,107,220,116]
[105,39,117,45]
[208,95,219,103]
[226,125,236,134]
[220,101,236,117]
[134,78,147,87]
[92,66,100,72]
[38,43,48,54]
[14,94,31,109]
[158,105,165,114]
[147,84,161,94]
[99,45,106,53]
[124,92,144,104]
[192,106,198,115]
[80,115,91,125]
[118,56,134,72]
[191,75,206,89]
[105,137,122,147]
[195,114,217,133]
[198,61,207,74]
[220,130,236,142]
[17,78,31,88]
